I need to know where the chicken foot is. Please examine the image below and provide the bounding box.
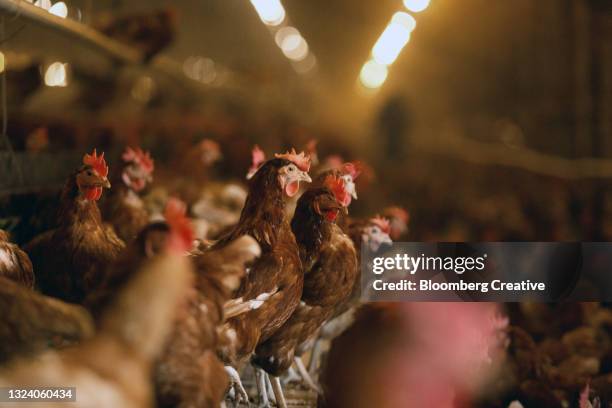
[294,356,322,394]
[224,365,250,406]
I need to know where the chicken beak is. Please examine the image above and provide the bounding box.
[299,170,312,183]
[102,178,111,189]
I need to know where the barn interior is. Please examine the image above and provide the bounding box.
[0,0,611,407]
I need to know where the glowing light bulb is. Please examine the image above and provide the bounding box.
[371,15,412,65]
[48,1,68,18]
[392,11,416,32]
[34,0,52,10]
[249,0,285,26]
[44,62,68,87]
[275,27,308,61]
[403,0,430,13]
[360,59,388,89]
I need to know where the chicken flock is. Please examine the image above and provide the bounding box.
[0,142,406,408]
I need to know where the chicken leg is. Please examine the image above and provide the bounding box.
[270,376,287,408]
[255,368,273,408]
[308,337,323,375]
[224,365,250,406]
[294,356,322,394]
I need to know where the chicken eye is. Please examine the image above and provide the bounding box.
[86,171,93,176]
[371,227,380,234]
[288,165,295,172]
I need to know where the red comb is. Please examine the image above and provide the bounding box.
[370,216,391,234]
[247,144,266,179]
[324,175,350,207]
[342,161,362,180]
[274,148,311,172]
[385,206,410,223]
[164,198,194,253]
[83,149,108,178]
[122,147,154,174]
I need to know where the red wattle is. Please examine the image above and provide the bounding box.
[285,180,300,197]
[84,187,103,201]
[326,210,338,222]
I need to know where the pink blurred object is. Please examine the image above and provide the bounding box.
[384,303,507,408]
[246,144,265,180]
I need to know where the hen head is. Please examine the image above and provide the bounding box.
[273,148,312,197]
[362,216,393,252]
[320,174,351,222]
[121,147,154,192]
[340,161,362,202]
[77,149,111,201]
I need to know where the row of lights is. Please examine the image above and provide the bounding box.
[248,0,316,74]
[0,51,68,87]
[29,0,69,19]
[359,0,430,89]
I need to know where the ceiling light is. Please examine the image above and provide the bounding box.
[371,14,412,65]
[360,59,388,89]
[403,0,430,13]
[249,0,285,26]
[48,2,68,18]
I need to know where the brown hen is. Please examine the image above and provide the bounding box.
[253,177,357,395]
[26,149,125,304]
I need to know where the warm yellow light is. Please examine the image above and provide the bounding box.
[360,59,388,89]
[48,2,68,18]
[292,53,316,74]
[403,0,430,13]
[249,0,285,26]
[275,27,308,61]
[392,11,416,32]
[0,52,5,74]
[371,15,412,66]
[44,62,67,87]
[34,0,51,10]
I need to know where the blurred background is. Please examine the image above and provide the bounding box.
[0,0,611,243]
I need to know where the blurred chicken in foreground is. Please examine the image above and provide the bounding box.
[155,200,261,408]
[319,303,507,408]
[0,224,194,407]
[0,277,93,365]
